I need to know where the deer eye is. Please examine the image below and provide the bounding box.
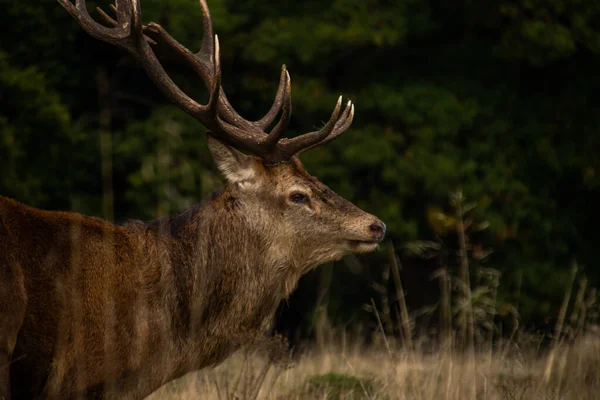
[289,191,309,204]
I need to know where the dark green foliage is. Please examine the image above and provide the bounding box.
[1,0,599,329]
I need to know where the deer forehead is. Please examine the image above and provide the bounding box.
[261,158,321,186]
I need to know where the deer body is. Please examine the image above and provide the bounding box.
[1,0,386,398]
[2,152,384,399]
[2,187,283,399]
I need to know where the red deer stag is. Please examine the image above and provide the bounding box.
[0,0,386,398]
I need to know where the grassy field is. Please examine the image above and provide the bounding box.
[146,330,600,400]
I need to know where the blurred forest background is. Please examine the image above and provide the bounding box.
[1,0,599,343]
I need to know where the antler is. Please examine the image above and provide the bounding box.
[57,0,355,164]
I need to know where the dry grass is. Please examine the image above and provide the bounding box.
[146,331,600,400]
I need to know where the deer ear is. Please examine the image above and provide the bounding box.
[208,136,258,184]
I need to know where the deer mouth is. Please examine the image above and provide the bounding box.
[346,240,380,253]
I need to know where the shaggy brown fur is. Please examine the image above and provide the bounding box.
[0,139,385,399]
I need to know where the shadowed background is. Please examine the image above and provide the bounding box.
[2,0,599,342]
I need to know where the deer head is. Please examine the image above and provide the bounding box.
[208,138,385,274]
[57,0,386,272]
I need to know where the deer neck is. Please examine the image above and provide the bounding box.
[129,188,298,368]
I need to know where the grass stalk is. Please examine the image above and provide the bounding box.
[543,261,578,383]
[387,241,413,350]
[370,298,393,357]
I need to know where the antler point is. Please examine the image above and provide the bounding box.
[214,35,220,56]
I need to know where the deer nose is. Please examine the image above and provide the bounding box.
[369,221,386,242]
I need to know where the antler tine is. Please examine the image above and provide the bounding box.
[326,102,355,143]
[131,0,144,38]
[196,0,286,131]
[278,96,345,156]
[199,34,271,153]
[213,67,290,133]
[254,66,290,130]
[197,0,214,61]
[145,22,212,80]
[296,102,355,155]
[58,0,128,43]
[96,7,117,27]
[206,35,222,116]
[201,34,270,148]
[261,70,291,147]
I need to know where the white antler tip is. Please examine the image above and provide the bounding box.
[214,35,220,55]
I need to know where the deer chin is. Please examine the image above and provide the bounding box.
[346,240,380,254]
